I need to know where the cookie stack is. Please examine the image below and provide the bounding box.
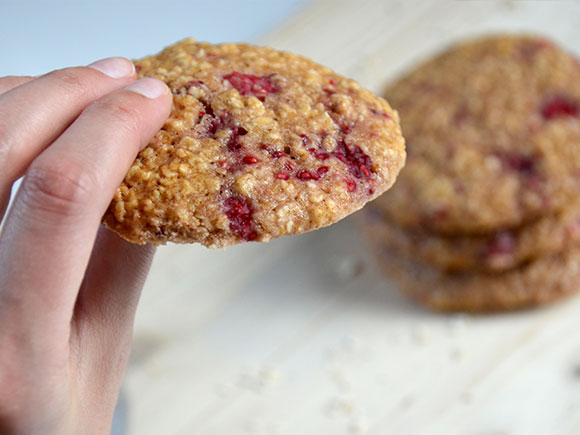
[360,35,580,311]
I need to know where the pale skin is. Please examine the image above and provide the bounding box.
[0,57,173,434]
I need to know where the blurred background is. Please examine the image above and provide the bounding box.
[2,1,580,434]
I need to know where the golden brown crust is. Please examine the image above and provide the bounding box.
[362,224,580,312]
[363,201,580,272]
[379,35,580,235]
[102,39,405,247]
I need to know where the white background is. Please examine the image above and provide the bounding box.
[2,1,580,435]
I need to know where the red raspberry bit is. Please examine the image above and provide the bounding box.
[333,141,374,179]
[519,38,552,60]
[453,104,469,125]
[323,79,337,95]
[370,107,391,119]
[185,80,204,90]
[223,196,257,242]
[368,186,375,195]
[302,134,332,160]
[275,171,290,180]
[242,155,259,165]
[431,206,448,221]
[340,123,352,135]
[261,145,287,159]
[296,170,320,181]
[207,117,222,135]
[485,231,516,261]
[223,71,279,97]
[227,127,248,152]
[541,95,579,120]
[496,152,536,174]
[566,217,580,239]
[135,65,143,72]
[317,166,329,176]
[284,161,295,171]
[344,178,357,192]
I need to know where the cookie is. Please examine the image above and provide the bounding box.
[362,201,580,272]
[102,39,405,247]
[379,35,580,235]
[368,237,580,312]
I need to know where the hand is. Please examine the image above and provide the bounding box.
[0,58,172,434]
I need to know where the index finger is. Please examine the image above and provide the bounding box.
[0,76,35,95]
[0,78,172,339]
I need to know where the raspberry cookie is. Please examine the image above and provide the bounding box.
[103,39,405,247]
[363,201,580,272]
[369,239,580,312]
[380,35,580,235]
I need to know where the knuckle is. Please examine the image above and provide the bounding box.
[89,95,142,133]
[45,67,93,99]
[21,160,98,217]
[0,121,9,161]
[0,121,18,180]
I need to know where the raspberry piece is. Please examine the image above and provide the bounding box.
[317,166,329,176]
[344,178,357,192]
[275,172,290,180]
[242,155,259,165]
[261,145,286,159]
[431,206,448,221]
[485,231,516,269]
[334,141,373,179]
[223,196,257,241]
[301,134,331,160]
[370,107,391,119]
[184,80,205,90]
[223,72,278,97]
[541,96,579,120]
[227,127,247,152]
[519,38,552,60]
[497,152,536,174]
[296,170,320,181]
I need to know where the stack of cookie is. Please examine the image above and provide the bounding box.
[360,35,580,311]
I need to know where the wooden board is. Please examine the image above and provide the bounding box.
[125,1,580,434]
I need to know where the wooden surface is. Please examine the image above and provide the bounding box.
[124,1,580,434]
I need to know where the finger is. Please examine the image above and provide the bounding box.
[75,227,155,334]
[0,78,171,338]
[71,228,155,412]
[0,58,136,219]
[70,228,155,434]
[0,76,34,95]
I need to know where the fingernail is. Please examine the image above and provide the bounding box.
[88,57,135,78]
[126,78,169,99]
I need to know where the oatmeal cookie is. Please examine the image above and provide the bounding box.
[369,238,580,312]
[362,201,580,272]
[380,35,580,234]
[103,39,405,247]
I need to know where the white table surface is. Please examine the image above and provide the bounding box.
[127,1,580,434]
[3,1,580,435]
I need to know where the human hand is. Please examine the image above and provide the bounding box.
[0,58,172,434]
